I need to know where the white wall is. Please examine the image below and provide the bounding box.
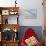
[19,0,44,26]
[0,0,15,7]
[0,0,44,26]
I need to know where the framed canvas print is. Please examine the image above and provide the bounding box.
[24,9,37,19]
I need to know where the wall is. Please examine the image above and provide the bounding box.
[0,0,15,7]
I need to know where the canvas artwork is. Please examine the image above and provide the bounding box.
[24,9,37,19]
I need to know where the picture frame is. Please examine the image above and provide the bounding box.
[24,9,37,19]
